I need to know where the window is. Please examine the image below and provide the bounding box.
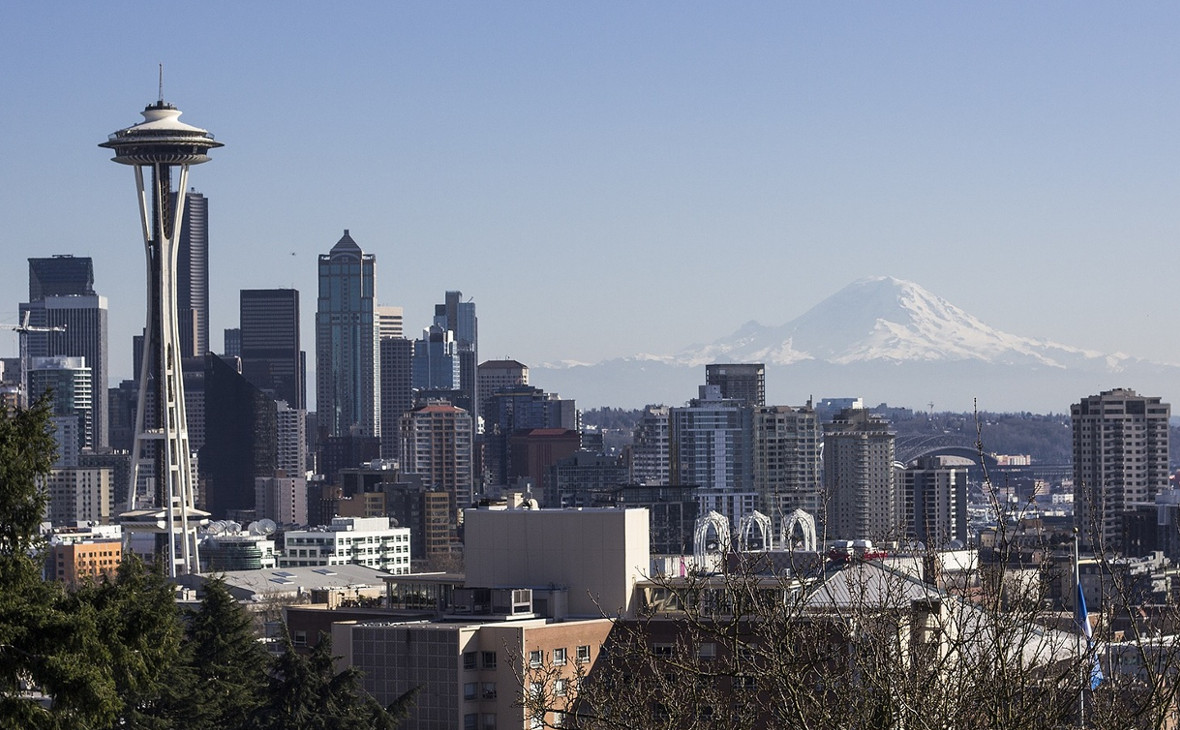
[553,647,567,666]
[698,642,716,660]
[482,682,497,700]
[529,681,544,702]
[576,644,591,663]
[292,630,307,647]
[652,643,673,658]
[463,652,478,670]
[554,678,568,697]
[464,713,478,730]
[482,651,497,669]
[481,714,497,730]
[464,682,478,700]
[529,650,543,668]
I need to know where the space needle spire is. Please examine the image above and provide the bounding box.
[100,87,221,576]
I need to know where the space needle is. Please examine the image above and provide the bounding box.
[100,79,220,576]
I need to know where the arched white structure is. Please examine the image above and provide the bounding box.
[781,508,817,552]
[738,510,774,551]
[693,510,731,559]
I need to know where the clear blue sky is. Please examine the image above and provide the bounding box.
[3,3,1180,401]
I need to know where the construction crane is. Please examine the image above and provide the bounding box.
[0,311,66,408]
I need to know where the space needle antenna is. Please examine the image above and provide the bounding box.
[158,63,164,104]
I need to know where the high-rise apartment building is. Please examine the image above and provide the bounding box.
[28,356,93,455]
[176,190,209,358]
[753,403,822,521]
[900,455,968,548]
[21,256,109,449]
[823,408,897,544]
[705,363,766,407]
[315,230,378,439]
[276,400,308,477]
[1072,388,1170,553]
[669,385,755,528]
[629,405,671,486]
[401,402,474,549]
[240,288,304,409]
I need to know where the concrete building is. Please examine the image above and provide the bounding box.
[823,408,898,544]
[280,516,410,574]
[477,359,528,421]
[900,455,969,548]
[401,402,474,547]
[629,405,671,486]
[507,428,582,506]
[552,450,627,508]
[43,467,114,526]
[255,472,308,526]
[705,362,765,407]
[753,403,822,522]
[376,305,404,340]
[315,230,379,440]
[1073,388,1171,553]
[275,400,308,477]
[46,537,122,587]
[464,504,650,618]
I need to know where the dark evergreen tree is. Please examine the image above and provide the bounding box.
[253,634,414,730]
[76,555,189,728]
[184,577,270,730]
[0,397,118,728]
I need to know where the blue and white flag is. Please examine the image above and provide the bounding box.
[1077,582,1103,690]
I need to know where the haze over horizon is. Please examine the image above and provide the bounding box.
[3,4,1180,413]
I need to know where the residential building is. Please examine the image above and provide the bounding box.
[28,356,93,455]
[552,450,627,508]
[669,385,755,528]
[401,403,474,548]
[823,408,897,544]
[629,405,671,486]
[276,400,308,477]
[705,362,766,407]
[1073,388,1171,553]
[46,537,122,587]
[900,455,969,548]
[315,230,378,440]
[255,472,309,526]
[753,403,822,522]
[43,467,114,526]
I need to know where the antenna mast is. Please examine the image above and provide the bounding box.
[158,63,164,103]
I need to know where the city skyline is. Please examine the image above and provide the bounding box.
[4,5,1180,412]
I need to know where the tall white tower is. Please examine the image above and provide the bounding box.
[100,90,221,576]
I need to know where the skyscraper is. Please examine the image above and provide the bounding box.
[901,455,968,548]
[240,288,304,409]
[379,336,413,462]
[400,402,473,552]
[435,291,477,422]
[823,408,897,544]
[21,256,109,449]
[315,230,378,440]
[176,190,209,358]
[1073,388,1170,553]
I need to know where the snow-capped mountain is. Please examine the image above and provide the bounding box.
[532,276,1176,413]
[677,276,1117,369]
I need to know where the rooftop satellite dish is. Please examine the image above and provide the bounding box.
[226,521,242,534]
[253,518,277,536]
